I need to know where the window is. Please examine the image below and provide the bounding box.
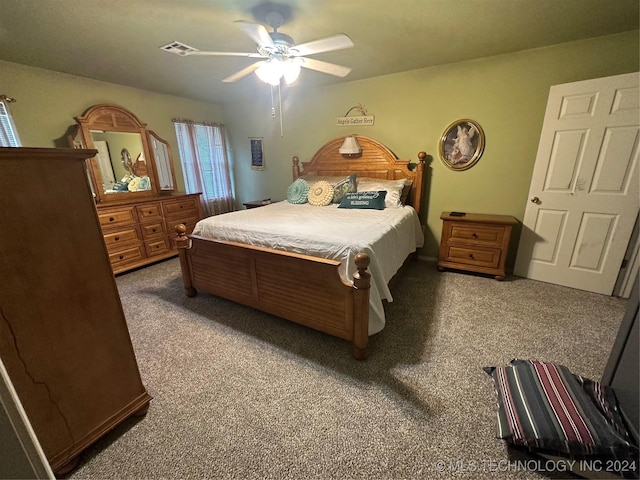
[0,97,21,147]
[173,120,234,217]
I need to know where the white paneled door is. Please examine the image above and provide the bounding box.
[514,72,639,295]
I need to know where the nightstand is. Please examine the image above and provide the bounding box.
[243,198,272,209]
[437,212,517,281]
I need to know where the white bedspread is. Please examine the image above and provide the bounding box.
[192,201,424,335]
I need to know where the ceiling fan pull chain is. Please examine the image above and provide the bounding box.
[278,82,284,137]
[270,85,276,119]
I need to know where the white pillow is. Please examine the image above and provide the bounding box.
[357,178,408,208]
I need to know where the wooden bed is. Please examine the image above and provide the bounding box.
[175,135,426,359]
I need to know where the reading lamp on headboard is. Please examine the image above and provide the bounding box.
[339,135,361,156]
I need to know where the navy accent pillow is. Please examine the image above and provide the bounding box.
[338,191,386,210]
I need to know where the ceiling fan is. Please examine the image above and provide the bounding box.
[161,11,354,86]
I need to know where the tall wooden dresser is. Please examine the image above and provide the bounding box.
[0,148,152,475]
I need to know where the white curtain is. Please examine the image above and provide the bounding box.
[0,97,21,147]
[173,119,234,217]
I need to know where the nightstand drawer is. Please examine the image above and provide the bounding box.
[445,246,501,268]
[449,224,505,247]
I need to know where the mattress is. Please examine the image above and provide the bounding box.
[192,200,424,334]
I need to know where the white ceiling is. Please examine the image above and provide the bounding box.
[1,0,638,105]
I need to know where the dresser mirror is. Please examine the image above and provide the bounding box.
[148,130,177,191]
[69,104,176,204]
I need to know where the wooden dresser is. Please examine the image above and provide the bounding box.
[67,103,203,275]
[0,147,152,475]
[438,212,517,280]
[98,193,202,274]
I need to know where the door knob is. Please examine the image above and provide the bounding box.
[530,196,540,204]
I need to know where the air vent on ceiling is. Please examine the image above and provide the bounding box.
[160,41,199,56]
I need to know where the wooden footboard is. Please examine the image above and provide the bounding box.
[175,225,371,359]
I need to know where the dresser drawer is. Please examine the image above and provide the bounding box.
[144,238,170,257]
[448,224,505,247]
[98,207,136,228]
[141,222,166,239]
[163,197,199,219]
[165,217,199,237]
[136,202,163,222]
[445,246,501,268]
[103,227,142,248]
[108,244,145,267]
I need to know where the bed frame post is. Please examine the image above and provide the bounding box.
[292,156,300,179]
[175,224,197,297]
[352,253,371,360]
[412,151,426,217]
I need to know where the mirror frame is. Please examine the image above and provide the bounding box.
[148,130,177,192]
[69,104,174,204]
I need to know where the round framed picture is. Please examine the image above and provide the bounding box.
[438,119,485,171]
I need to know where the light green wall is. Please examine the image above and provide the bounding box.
[223,30,639,263]
[0,60,224,193]
[1,30,638,264]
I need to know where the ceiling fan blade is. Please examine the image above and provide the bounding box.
[186,51,264,57]
[222,61,265,83]
[299,58,351,77]
[235,20,275,48]
[292,34,354,56]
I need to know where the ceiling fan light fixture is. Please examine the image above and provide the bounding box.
[283,58,301,85]
[255,58,301,86]
[255,59,282,86]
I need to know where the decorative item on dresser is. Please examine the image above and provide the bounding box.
[0,147,152,475]
[437,212,517,280]
[68,104,202,274]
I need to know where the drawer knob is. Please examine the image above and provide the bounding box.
[119,255,124,260]
[109,217,115,222]
[468,253,474,259]
[115,236,120,241]
[152,228,157,233]
[471,232,478,238]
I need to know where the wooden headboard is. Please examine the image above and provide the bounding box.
[292,135,426,215]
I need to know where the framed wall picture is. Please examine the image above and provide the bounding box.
[250,137,264,170]
[438,119,485,171]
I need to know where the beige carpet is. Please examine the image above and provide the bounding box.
[68,257,628,479]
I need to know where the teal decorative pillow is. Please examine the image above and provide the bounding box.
[308,181,335,206]
[287,178,310,204]
[338,191,387,210]
[331,173,357,203]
